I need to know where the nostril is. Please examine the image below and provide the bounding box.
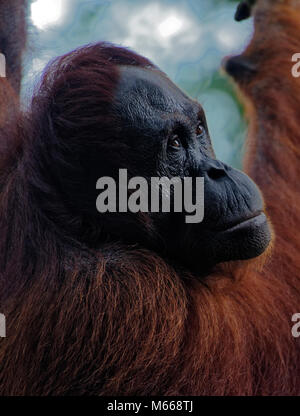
[207,166,226,180]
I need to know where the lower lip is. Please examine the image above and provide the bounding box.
[223,212,267,233]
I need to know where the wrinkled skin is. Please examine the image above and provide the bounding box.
[85,65,271,273]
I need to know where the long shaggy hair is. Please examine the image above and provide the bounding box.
[0,2,299,396]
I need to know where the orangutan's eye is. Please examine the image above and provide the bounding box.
[168,134,181,149]
[196,122,205,137]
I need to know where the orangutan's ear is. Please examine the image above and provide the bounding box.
[235,1,256,21]
[223,55,257,82]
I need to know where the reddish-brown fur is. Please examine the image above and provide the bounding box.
[0,0,27,94]
[0,0,299,395]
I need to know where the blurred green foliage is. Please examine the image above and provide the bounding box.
[25,0,254,168]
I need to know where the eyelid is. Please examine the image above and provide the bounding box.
[168,134,181,150]
[196,120,206,136]
[167,120,189,146]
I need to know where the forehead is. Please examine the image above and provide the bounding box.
[114,65,201,124]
